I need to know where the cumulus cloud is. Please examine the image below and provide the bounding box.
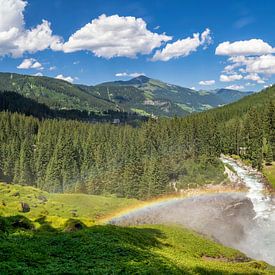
[225,55,275,76]
[0,0,62,57]
[216,39,275,56]
[226,84,244,90]
[199,80,215,85]
[61,14,171,58]
[49,66,56,71]
[244,73,265,83]
[151,28,212,61]
[17,58,43,69]
[115,72,145,77]
[220,74,243,82]
[55,74,74,83]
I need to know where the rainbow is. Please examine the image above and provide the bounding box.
[100,185,240,224]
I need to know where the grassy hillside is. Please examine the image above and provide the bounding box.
[1,222,272,274]
[0,72,251,118]
[0,73,117,112]
[0,183,138,226]
[99,75,252,116]
[0,184,273,274]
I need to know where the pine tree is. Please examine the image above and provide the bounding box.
[18,138,35,185]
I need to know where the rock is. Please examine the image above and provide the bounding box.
[20,202,30,213]
[63,219,86,232]
[37,195,48,203]
[70,209,78,217]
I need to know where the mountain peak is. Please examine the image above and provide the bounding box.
[128,75,150,84]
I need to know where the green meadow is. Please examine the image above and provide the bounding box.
[1,183,274,274]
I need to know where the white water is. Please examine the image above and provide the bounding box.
[110,156,275,265]
[221,156,275,264]
[221,156,274,219]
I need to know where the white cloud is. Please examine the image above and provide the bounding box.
[220,74,243,82]
[191,87,196,90]
[0,0,62,57]
[17,58,43,69]
[49,66,56,71]
[264,84,272,88]
[151,28,211,61]
[226,84,244,90]
[226,54,275,76]
[115,72,145,77]
[55,74,74,83]
[215,39,275,56]
[33,72,43,76]
[244,73,265,83]
[61,14,171,58]
[199,79,215,85]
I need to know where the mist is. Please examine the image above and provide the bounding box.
[109,157,275,265]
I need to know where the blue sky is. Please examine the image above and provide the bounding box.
[1,0,275,91]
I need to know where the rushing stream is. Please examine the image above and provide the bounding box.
[110,156,275,265]
[221,156,274,219]
[220,156,275,265]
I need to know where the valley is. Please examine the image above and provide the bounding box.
[0,77,274,274]
[1,0,275,273]
[0,73,252,119]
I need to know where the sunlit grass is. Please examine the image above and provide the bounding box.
[263,162,275,189]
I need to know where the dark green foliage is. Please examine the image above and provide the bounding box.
[0,84,274,198]
[0,91,147,124]
[0,216,270,274]
[0,110,223,199]
[0,215,34,232]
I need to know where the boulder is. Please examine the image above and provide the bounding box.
[20,202,30,213]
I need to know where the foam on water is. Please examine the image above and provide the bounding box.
[221,156,274,219]
[221,156,275,264]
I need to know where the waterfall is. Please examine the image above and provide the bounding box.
[221,156,275,265]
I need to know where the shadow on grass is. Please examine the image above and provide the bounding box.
[0,215,184,274]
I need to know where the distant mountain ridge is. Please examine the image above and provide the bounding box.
[0,72,253,117]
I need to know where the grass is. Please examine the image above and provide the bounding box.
[0,218,273,274]
[131,108,151,116]
[176,103,194,113]
[0,182,274,274]
[0,182,138,227]
[263,162,275,189]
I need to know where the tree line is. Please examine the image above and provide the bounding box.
[0,85,274,199]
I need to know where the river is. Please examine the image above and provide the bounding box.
[109,156,275,265]
[220,156,275,265]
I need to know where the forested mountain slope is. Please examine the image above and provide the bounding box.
[0,83,273,198]
[98,75,252,116]
[0,72,251,118]
[190,84,275,170]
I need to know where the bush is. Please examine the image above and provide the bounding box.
[63,219,86,232]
